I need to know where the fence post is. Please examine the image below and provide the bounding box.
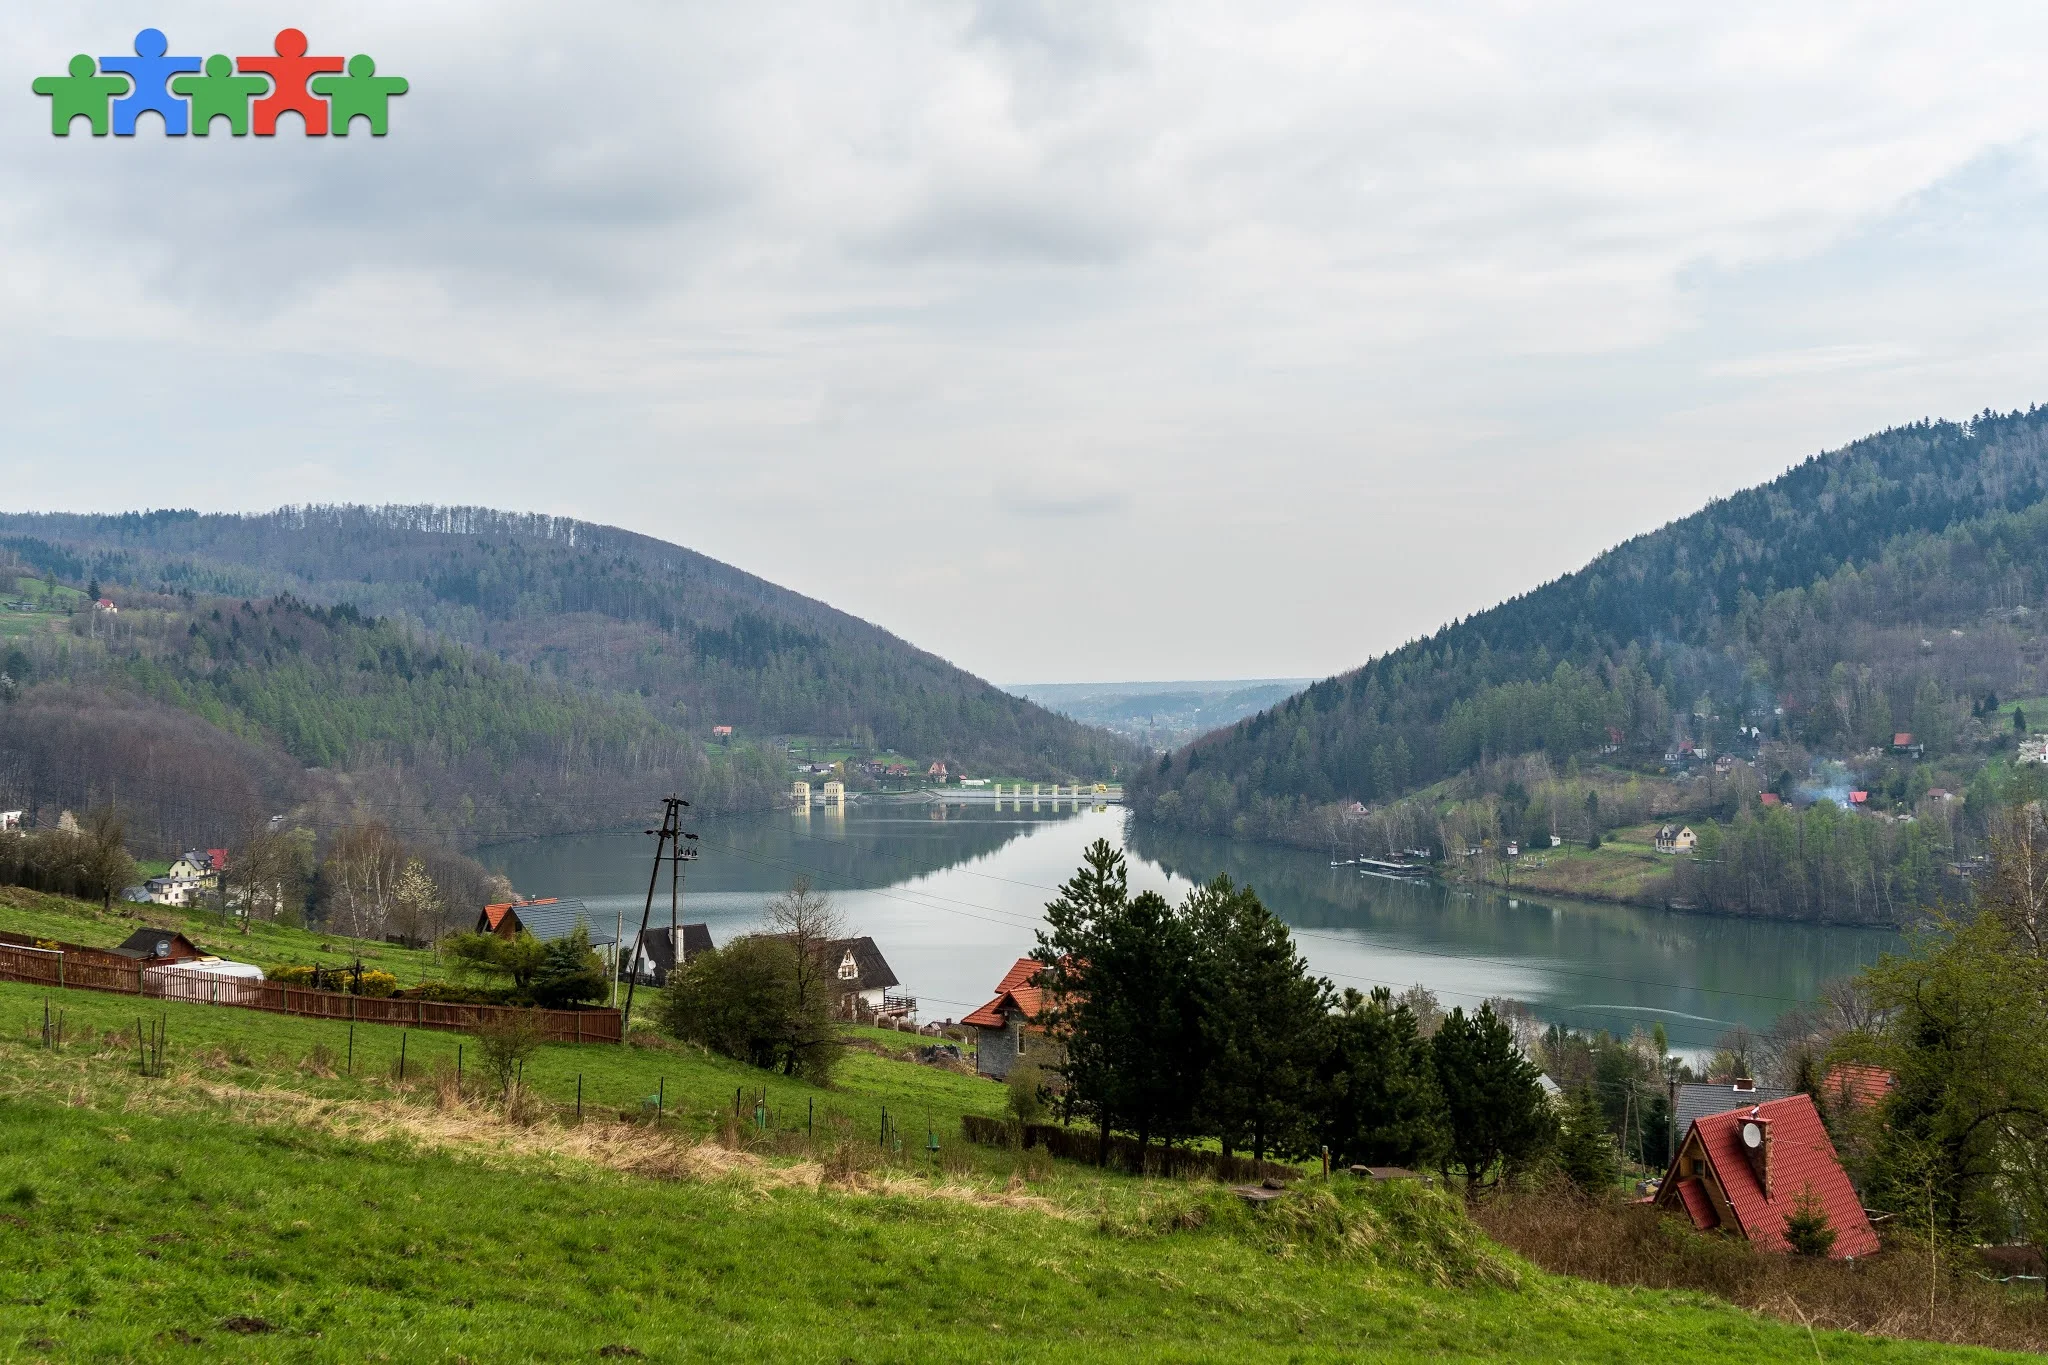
[577,1074,583,1120]
[55,952,63,989]
[348,1022,354,1075]
[575,1013,582,1045]
[399,1032,407,1083]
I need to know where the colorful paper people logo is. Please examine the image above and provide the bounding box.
[33,29,406,137]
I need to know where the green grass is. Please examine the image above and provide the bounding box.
[0,999,2016,1362]
[0,887,445,984]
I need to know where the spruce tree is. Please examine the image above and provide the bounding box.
[1556,1086,1619,1192]
[1316,987,1449,1170]
[1431,1002,1556,1192]
[1188,876,1330,1162]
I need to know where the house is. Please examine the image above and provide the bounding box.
[927,761,948,780]
[94,597,117,614]
[1892,732,1924,756]
[1847,791,1869,807]
[108,928,206,964]
[821,936,903,1018]
[0,811,19,832]
[1653,825,1698,853]
[1669,1079,1793,1153]
[475,897,616,948]
[965,957,1056,1080]
[623,922,713,986]
[1759,792,1782,808]
[1654,1093,1879,1258]
[144,876,211,908]
[1925,788,1954,803]
[712,725,733,738]
[166,851,222,889]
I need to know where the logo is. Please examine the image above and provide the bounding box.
[32,28,406,137]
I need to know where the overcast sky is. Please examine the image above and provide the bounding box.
[8,3,2048,685]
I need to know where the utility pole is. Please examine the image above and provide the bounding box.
[620,795,698,1033]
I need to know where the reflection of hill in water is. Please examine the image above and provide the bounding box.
[1124,820,1899,1033]
[486,802,1060,899]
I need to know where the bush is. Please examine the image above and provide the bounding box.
[1782,1184,1837,1257]
[399,979,511,1005]
[472,1012,542,1098]
[658,936,842,1082]
[1007,1062,1047,1125]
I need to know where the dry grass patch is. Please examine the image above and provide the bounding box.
[1476,1183,2048,1355]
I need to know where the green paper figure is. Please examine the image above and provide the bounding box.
[171,55,271,136]
[31,55,130,136]
[310,54,408,136]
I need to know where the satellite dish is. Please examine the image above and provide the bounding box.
[1741,1121,1762,1149]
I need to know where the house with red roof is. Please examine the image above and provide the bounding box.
[1654,1093,1878,1258]
[1823,1063,1894,1113]
[965,956,1059,1080]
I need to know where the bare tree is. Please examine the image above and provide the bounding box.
[320,822,406,939]
[764,875,847,1022]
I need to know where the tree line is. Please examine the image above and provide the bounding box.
[1129,408,2048,890]
[1029,840,1557,1187]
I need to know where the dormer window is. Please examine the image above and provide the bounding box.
[838,950,858,981]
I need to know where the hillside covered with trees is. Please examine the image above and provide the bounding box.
[1130,406,2048,920]
[0,506,1135,785]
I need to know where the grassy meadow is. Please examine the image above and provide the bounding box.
[0,891,2024,1362]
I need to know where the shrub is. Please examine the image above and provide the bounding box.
[1006,1061,1047,1125]
[659,935,841,1082]
[400,979,510,1005]
[1782,1184,1837,1257]
[472,1012,542,1098]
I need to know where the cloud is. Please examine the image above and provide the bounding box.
[6,2,2048,680]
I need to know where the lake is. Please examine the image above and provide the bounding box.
[480,799,1901,1057]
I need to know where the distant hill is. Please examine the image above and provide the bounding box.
[0,506,1138,850]
[1130,406,2048,846]
[1011,679,1312,750]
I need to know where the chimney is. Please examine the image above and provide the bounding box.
[1735,1108,1773,1199]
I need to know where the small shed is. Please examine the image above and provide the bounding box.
[108,929,206,964]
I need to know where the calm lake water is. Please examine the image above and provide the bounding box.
[480,800,1901,1058]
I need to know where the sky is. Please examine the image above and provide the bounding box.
[8,3,2048,686]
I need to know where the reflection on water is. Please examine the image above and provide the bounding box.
[481,800,1900,1057]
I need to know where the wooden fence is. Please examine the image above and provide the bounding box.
[0,939,622,1045]
[960,1113,1301,1182]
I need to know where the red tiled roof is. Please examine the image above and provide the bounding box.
[1824,1064,1893,1111]
[1680,1094,1878,1257]
[481,897,558,933]
[1759,793,1782,807]
[964,957,1048,1029]
[1674,1177,1718,1231]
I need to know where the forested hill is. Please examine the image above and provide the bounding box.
[0,505,1137,782]
[1130,406,2048,840]
[0,591,787,853]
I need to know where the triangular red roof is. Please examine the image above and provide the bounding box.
[964,957,1048,1029]
[1660,1094,1877,1257]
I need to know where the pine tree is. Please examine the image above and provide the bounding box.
[1431,1002,1556,1192]
[1556,1086,1619,1192]
[1316,987,1449,1170]
[1782,1184,1837,1257]
[1188,876,1331,1162]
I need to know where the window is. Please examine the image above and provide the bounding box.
[838,951,858,981]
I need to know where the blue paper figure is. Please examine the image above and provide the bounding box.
[102,28,200,135]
